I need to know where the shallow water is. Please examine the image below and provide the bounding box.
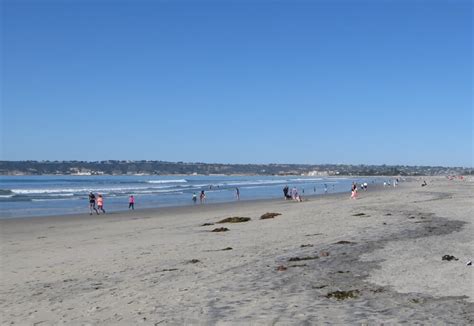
[0,175,385,218]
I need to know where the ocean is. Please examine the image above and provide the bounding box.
[0,175,385,218]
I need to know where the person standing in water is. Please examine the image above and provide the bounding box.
[200,190,206,204]
[192,192,197,204]
[236,187,240,200]
[128,195,135,210]
[89,192,99,215]
[97,194,106,214]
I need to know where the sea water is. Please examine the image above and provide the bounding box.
[0,175,384,218]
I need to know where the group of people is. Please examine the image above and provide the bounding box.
[88,192,106,215]
[350,182,369,199]
[383,179,399,188]
[283,185,303,202]
[192,190,207,204]
[282,182,372,202]
[88,180,387,214]
[192,187,240,204]
[88,193,135,215]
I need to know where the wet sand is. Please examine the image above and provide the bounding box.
[1,177,473,324]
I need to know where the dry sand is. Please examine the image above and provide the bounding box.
[1,177,473,325]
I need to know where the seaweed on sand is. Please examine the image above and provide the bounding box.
[334,240,355,245]
[326,290,359,300]
[187,259,200,264]
[217,217,251,223]
[260,213,282,219]
[211,227,229,232]
[288,256,319,262]
[289,264,308,268]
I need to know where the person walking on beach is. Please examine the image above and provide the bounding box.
[351,182,358,199]
[235,187,240,200]
[324,184,328,194]
[128,195,135,210]
[200,190,206,204]
[291,187,298,200]
[89,192,99,215]
[192,192,197,204]
[283,185,290,199]
[97,194,106,214]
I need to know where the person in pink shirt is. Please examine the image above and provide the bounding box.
[97,194,106,214]
[129,195,135,210]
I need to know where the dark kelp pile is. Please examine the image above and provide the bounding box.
[288,256,319,262]
[326,290,360,300]
[217,217,251,223]
[260,212,282,219]
[211,227,230,232]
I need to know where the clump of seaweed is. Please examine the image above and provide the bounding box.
[320,251,330,257]
[288,256,319,262]
[187,259,200,264]
[300,244,314,248]
[201,223,215,226]
[221,247,233,251]
[312,284,327,289]
[352,213,366,216]
[211,227,229,232]
[442,255,458,261]
[260,212,282,219]
[289,264,308,268]
[334,240,355,245]
[217,217,251,223]
[276,265,287,271]
[326,290,359,300]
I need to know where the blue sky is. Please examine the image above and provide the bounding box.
[1,0,472,166]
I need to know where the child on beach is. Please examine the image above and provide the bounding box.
[192,193,197,204]
[236,187,240,200]
[351,182,358,199]
[88,192,99,215]
[97,194,106,214]
[129,195,135,210]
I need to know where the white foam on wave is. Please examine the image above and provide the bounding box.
[226,180,287,187]
[32,197,80,202]
[147,179,187,184]
[0,195,14,198]
[11,185,177,195]
[290,178,324,182]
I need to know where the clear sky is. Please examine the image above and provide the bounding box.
[1,0,472,167]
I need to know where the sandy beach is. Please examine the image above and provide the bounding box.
[1,177,473,325]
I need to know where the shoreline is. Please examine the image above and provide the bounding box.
[0,183,389,222]
[1,177,472,324]
[1,175,389,220]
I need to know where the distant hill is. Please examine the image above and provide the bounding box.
[0,160,471,176]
